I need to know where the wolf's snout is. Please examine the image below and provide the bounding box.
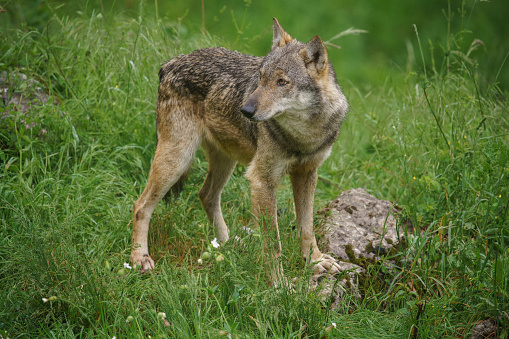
[241,101,257,119]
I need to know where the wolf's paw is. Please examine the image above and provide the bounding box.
[312,253,342,275]
[130,251,155,273]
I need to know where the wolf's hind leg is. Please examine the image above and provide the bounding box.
[199,142,236,243]
[131,127,200,272]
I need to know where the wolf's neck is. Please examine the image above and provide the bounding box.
[262,110,338,158]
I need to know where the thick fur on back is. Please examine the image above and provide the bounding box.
[159,47,261,102]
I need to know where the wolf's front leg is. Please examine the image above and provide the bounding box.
[290,166,342,275]
[246,164,286,286]
[131,197,156,273]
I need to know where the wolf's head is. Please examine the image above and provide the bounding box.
[241,18,346,123]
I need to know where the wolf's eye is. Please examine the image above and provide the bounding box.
[276,78,288,86]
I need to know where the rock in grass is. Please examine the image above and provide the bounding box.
[470,318,501,339]
[317,188,407,266]
[311,188,408,310]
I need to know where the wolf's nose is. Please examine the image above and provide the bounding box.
[241,102,257,119]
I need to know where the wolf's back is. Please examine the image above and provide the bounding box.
[159,48,262,101]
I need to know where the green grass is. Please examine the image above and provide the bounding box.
[1,4,508,339]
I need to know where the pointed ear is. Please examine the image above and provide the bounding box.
[299,35,329,74]
[272,17,293,49]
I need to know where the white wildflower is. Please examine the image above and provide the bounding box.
[157,312,166,320]
[211,238,220,248]
[242,226,255,234]
[123,262,132,269]
[42,296,57,302]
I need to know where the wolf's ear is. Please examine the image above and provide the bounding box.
[272,17,293,49]
[299,35,329,74]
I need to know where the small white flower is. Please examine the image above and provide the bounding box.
[242,226,255,234]
[42,296,57,302]
[42,298,49,303]
[157,312,166,320]
[112,336,116,339]
[123,263,132,269]
[332,322,337,328]
[211,238,220,248]
[197,258,203,265]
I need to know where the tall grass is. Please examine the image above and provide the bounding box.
[1,3,507,338]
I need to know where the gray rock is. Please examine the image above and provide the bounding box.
[1,71,58,137]
[309,188,408,309]
[1,71,51,115]
[317,188,406,264]
[470,318,500,339]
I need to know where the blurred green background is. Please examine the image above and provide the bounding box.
[2,0,508,91]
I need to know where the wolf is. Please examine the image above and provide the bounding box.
[130,18,349,284]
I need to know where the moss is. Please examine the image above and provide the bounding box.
[344,244,356,262]
[343,239,413,299]
[387,236,409,257]
[344,206,354,214]
[344,244,376,269]
[365,241,375,254]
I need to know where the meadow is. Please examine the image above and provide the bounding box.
[0,1,508,338]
